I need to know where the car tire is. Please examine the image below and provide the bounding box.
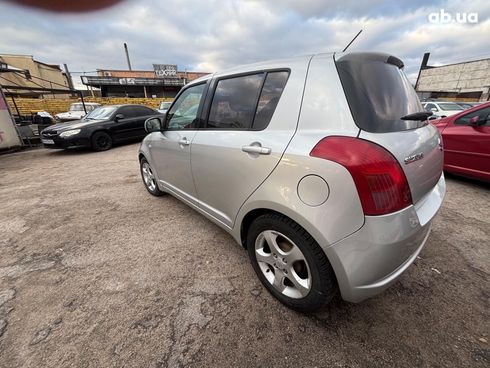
[140,158,164,196]
[247,212,337,313]
[91,131,112,151]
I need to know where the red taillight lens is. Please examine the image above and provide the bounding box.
[310,136,412,215]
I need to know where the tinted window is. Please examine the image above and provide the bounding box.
[425,103,437,111]
[252,71,289,130]
[166,83,205,130]
[455,106,490,126]
[118,106,138,118]
[336,53,426,133]
[132,106,156,116]
[207,74,264,129]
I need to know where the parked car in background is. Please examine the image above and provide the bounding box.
[422,101,464,118]
[432,102,490,182]
[55,102,101,122]
[455,102,475,110]
[455,101,481,110]
[157,101,172,113]
[139,52,445,312]
[42,104,159,151]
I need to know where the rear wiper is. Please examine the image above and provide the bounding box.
[400,111,433,121]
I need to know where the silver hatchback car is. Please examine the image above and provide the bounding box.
[139,52,446,312]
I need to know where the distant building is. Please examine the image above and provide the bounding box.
[81,65,210,98]
[415,53,490,102]
[0,54,71,98]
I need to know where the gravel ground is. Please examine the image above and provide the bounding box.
[0,143,488,368]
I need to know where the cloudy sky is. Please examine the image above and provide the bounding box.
[1,0,490,88]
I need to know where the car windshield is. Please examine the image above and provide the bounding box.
[438,103,464,111]
[69,104,84,112]
[159,102,172,110]
[84,106,117,120]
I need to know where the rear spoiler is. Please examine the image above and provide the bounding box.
[335,52,404,69]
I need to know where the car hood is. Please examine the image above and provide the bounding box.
[43,119,107,132]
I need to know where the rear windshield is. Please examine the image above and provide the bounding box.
[336,53,426,133]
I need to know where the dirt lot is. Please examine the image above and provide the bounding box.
[0,143,488,368]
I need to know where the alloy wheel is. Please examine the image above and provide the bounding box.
[141,162,157,192]
[255,230,311,299]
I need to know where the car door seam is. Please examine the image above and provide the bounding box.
[231,54,315,228]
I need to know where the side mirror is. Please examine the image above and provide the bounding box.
[469,115,488,127]
[115,113,124,121]
[145,116,163,133]
[429,107,438,113]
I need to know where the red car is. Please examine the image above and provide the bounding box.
[431,101,490,182]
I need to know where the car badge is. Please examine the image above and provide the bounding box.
[404,153,424,165]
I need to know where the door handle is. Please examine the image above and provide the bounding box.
[242,145,271,155]
[178,138,190,146]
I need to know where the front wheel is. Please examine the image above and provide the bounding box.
[140,158,164,196]
[247,213,337,312]
[91,131,112,151]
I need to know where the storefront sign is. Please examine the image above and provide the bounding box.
[153,64,178,78]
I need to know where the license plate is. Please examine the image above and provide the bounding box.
[41,139,55,145]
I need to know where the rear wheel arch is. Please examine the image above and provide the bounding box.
[240,208,325,253]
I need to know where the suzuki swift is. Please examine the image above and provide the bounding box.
[139,52,446,312]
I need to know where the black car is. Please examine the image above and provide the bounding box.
[41,104,160,151]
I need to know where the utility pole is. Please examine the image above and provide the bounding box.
[63,64,74,90]
[63,63,76,97]
[124,43,132,71]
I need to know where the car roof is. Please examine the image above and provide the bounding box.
[188,53,334,85]
[97,104,154,108]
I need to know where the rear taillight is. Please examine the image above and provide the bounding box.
[310,136,412,215]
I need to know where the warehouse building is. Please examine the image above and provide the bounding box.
[415,53,490,102]
[81,64,209,98]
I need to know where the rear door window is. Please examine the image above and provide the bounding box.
[132,106,156,116]
[118,106,137,118]
[206,73,264,129]
[252,71,289,130]
[336,53,426,133]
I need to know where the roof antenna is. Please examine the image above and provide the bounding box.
[342,29,363,52]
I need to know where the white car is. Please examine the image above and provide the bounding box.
[422,101,464,118]
[55,102,101,122]
[157,101,172,114]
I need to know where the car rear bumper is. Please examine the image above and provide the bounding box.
[324,173,446,303]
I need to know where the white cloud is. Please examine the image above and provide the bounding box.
[0,0,489,87]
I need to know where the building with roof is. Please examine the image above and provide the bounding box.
[0,54,71,98]
[81,65,209,98]
[415,53,490,102]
